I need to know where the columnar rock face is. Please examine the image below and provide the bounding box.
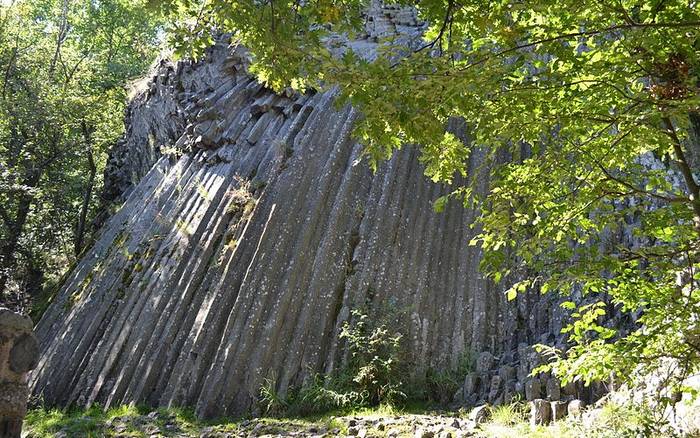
[30,10,575,418]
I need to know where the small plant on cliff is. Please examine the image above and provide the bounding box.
[340,309,406,406]
[285,374,369,415]
[260,377,290,417]
[259,308,407,416]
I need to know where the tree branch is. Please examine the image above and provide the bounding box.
[662,116,700,233]
[414,0,453,54]
[596,162,689,204]
[457,20,700,72]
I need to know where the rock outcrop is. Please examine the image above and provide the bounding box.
[0,309,39,437]
[30,6,591,418]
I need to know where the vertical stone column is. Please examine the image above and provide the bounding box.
[0,308,39,438]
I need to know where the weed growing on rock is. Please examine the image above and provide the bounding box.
[419,350,474,404]
[259,308,407,416]
[340,309,406,407]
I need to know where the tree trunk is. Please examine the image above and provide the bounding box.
[663,117,700,234]
[48,0,69,77]
[0,195,33,298]
[74,125,96,256]
[0,159,44,298]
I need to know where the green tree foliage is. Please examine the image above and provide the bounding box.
[159,1,700,394]
[0,0,162,310]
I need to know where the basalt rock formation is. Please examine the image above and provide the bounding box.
[0,309,39,437]
[30,6,616,418]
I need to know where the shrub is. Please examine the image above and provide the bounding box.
[339,309,406,406]
[259,308,407,416]
[422,350,474,404]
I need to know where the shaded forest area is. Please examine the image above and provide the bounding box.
[0,0,162,316]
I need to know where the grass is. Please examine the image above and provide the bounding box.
[23,404,240,438]
[23,404,406,437]
[24,399,675,438]
[488,401,527,427]
[478,400,671,438]
[25,405,137,437]
[23,400,440,438]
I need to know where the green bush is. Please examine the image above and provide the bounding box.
[259,309,481,416]
[423,369,461,405]
[340,310,406,407]
[422,351,474,404]
[260,308,407,416]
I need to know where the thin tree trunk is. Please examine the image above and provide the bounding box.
[48,0,69,77]
[0,148,46,297]
[662,117,700,233]
[74,143,96,256]
[0,194,33,297]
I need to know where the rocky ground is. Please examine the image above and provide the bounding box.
[202,413,482,438]
[22,400,678,438]
[24,408,486,438]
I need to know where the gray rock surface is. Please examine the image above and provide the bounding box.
[568,399,585,418]
[525,377,542,402]
[529,399,551,426]
[0,309,38,437]
[551,401,567,421]
[31,6,573,418]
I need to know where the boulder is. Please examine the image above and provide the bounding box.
[497,365,516,381]
[568,399,585,418]
[452,387,465,404]
[514,380,525,395]
[463,373,481,396]
[469,405,491,425]
[561,380,578,398]
[525,377,542,401]
[551,401,567,421]
[475,352,495,373]
[529,399,552,426]
[546,377,561,401]
[0,309,39,438]
[487,375,502,403]
[415,428,435,438]
[517,344,543,381]
[503,379,519,403]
